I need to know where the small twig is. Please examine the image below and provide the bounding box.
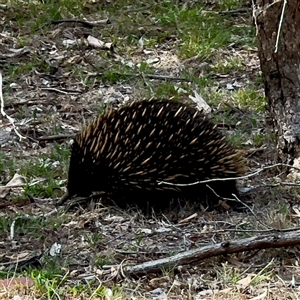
[246,146,267,156]
[124,6,151,13]
[139,73,191,82]
[118,259,127,279]
[232,194,274,230]
[250,258,275,284]
[141,72,155,96]
[89,71,192,83]
[275,0,287,53]
[253,182,300,188]
[89,277,103,300]
[205,184,273,230]
[219,8,251,15]
[252,0,259,36]
[158,163,296,187]
[40,87,82,94]
[0,72,26,141]
[51,18,111,28]
[38,134,75,142]
[4,99,46,109]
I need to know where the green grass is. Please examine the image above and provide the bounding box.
[217,0,246,10]
[212,56,245,73]
[0,143,70,199]
[149,6,255,60]
[230,88,267,112]
[11,0,86,30]
[0,211,67,242]
[22,146,69,198]
[94,253,117,268]
[4,0,256,103]
[30,261,124,298]
[31,269,66,298]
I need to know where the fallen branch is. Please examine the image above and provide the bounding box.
[124,229,300,276]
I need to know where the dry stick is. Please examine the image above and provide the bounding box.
[38,134,75,142]
[40,87,82,95]
[252,0,259,36]
[219,8,251,15]
[0,72,25,141]
[51,18,111,28]
[274,0,287,53]
[89,72,192,83]
[124,229,300,276]
[133,73,192,82]
[232,193,274,230]
[201,8,251,15]
[4,99,48,109]
[205,184,274,230]
[141,72,155,96]
[124,5,151,13]
[158,163,298,187]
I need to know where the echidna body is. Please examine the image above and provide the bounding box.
[62,100,245,209]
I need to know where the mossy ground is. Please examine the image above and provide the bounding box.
[1,0,300,299]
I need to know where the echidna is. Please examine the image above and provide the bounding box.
[60,100,245,210]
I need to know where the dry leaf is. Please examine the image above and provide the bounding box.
[237,274,253,289]
[226,256,244,267]
[0,173,26,198]
[87,35,113,50]
[189,91,211,114]
[249,291,267,300]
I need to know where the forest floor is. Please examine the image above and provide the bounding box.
[1,0,300,299]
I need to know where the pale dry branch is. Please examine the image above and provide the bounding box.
[275,0,287,53]
[0,72,26,141]
[124,229,300,276]
[158,163,297,187]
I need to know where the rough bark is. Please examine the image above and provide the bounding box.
[253,0,300,162]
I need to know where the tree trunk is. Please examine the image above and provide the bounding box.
[253,0,300,162]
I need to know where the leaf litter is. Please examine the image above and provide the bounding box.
[0,1,300,299]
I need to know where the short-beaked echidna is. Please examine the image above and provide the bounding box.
[61,100,245,209]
